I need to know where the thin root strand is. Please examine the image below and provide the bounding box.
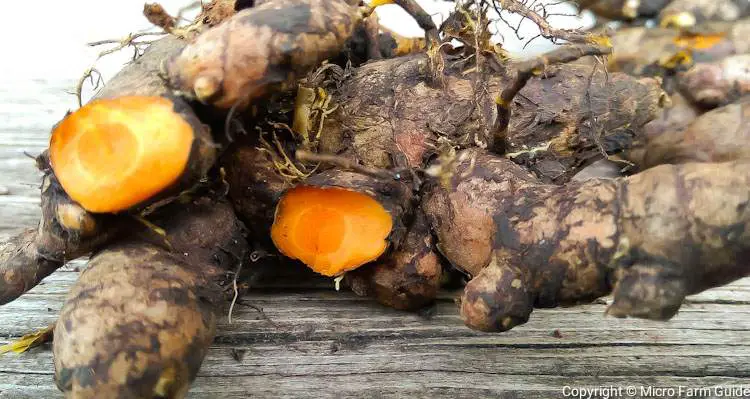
[295,150,406,181]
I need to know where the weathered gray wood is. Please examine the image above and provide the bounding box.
[1,80,750,398]
[5,336,749,376]
[4,286,750,340]
[1,272,750,396]
[3,372,749,399]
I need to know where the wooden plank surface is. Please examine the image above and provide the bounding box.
[1,82,750,399]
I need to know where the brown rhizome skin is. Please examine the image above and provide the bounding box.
[4,0,750,397]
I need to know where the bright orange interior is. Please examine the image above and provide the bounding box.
[50,96,195,213]
[271,186,393,277]
[674,33,726,51]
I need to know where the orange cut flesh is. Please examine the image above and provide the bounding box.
[271,186,393,277]
[50,96,195,213]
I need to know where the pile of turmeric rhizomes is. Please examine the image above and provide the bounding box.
[1,0,750,396]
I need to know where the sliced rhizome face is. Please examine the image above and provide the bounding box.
[271,186,393,277]
[50,96,196,213]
